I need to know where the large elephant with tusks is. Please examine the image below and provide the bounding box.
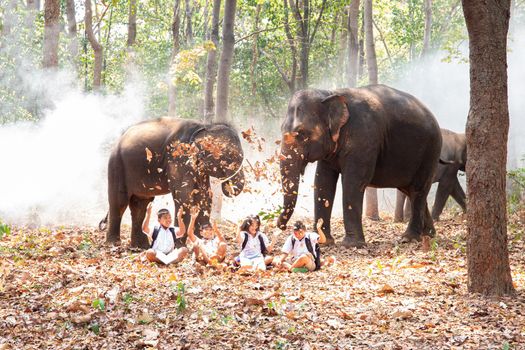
[276,84,442,248]
[101,117,245,249]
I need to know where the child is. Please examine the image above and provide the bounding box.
[237,215,278,271]
[186,207,227,269]
[273,219,327,272]
[142,203,189,265]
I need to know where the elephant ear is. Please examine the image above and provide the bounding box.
[321,94,350,144]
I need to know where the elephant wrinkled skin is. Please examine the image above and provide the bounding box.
[277,84,442,248]
[101,117,245,249]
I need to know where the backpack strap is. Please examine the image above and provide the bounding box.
[169,227,177,242]
[291,237,296,249]
[258,234,268,256]
[241,232,249,251]
[305,237,315,257]
[305,236,322,270]
[150,226,160,248]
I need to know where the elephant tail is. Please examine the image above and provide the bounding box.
[98,212,108,231]
[439,158,455,165]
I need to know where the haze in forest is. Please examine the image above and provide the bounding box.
[1,8,525,227]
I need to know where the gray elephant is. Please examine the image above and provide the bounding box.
[276,84,442,247]
[395,128,466,222]
[100,117,245,249]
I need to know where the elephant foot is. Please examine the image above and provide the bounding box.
[431,215,440,222]
[399,231,421,244]
[323,236,335,246]
[367,215,381,222]
[342,234,366,248]
[130,234,150,250]
[106,233,121,245]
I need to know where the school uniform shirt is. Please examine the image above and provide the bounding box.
[199,237,220,256]
[151,226,181,254]
[281,231,320,260]
[239,231,270,259]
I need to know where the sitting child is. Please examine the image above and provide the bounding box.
[186,207,227,269]
[142,202,189,265]
[237,215,278,271]
[273,219,327,272]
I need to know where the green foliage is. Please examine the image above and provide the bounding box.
[88,321,101,335]
[0,221,11,239]
[92,298,106,311]
[507,160,525,212]
[175,282,186,312]
[257,206,283,224]
[123,292,134,305]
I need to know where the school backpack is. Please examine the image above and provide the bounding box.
[291,235,321,271]
[241,232,268,256]
[151,226,185,249]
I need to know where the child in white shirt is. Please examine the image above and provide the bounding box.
[186,207,227,269]
[142,203,189,265]
[274,219,327,272]
[237,215,278,271]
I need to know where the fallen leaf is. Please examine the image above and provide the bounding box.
[145,147,153,162]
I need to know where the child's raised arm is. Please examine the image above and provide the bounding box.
[142,202,153,239]
[186,207,199,243]
[213,222,225,243]
[316,218,327,244]
[177,207,186,236]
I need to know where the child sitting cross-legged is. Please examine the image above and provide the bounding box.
[186,206,227,270]
[237,215,278,272]
[142,202,189,265]
[273,219,333,272]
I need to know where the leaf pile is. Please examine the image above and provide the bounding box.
[1,211,524,349]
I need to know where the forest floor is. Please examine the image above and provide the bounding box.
[1,210,525,350]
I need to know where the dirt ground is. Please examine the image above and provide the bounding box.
[1,210,524,350]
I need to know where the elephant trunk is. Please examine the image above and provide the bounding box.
[277,155,304,230]
[221,168,245,197]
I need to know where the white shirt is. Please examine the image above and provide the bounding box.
[151,226,180,254]
[198,237,220,256]
[281,231,319,259]
[239,231,270,259]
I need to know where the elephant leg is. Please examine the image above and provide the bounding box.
[402,189,432,242]
[340,172,367,248]
[394,190,406,223]
[450,178,466,213]
[106,188,128,245]
[431,179,454,221]
[129,195,153,249]
[404,197,412,221]
[313,161,339,245]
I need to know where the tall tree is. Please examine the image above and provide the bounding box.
[422,0,432,57]
[85,0,103,89]
[203,0,221,122]
[43,0,60,68]
[364,0,379,220]
[127,0,137,47]
[347,0,360,87]
[251,4,261,102]
[168,0,181,116]
[185,0,193,45]
[27,0,40,10]
[66,0,78,65]
[337,10,348,86]
[215,0,236,122]
[288,0,328,89]
[462,0,515,296]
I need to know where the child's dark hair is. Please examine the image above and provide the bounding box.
[157,208,170,220]
[240,215,258,232]
[293,220,306,231]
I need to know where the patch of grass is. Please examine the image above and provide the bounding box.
[175,282,186,312]
[0,221,11,239]
[91,298,105,311]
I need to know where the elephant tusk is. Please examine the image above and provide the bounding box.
[218,158,244,183]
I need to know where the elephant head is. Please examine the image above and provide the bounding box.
[194,123,245,197]
[277,89,350,229]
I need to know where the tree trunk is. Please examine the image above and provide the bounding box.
[282,0,297,93]
[185,0,193,45]
[85,0,103,90]
[203,0,221,122]
[168,0,181,117]
[337,11,348,86]
[43,0,60,68]
[27,0,40,10]
[215,0,236,122]
[364,0,379,220]
[358,2,365,80]
[250,4,261,102]
[462,0,515,296]
[66,0,78,65]
[347,0,360,87]
[422,0,432,57]
[127,0,137,47]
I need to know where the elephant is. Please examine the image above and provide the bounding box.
[276,84,442,248]
[100,117,245,249]
[395,128,466,222]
